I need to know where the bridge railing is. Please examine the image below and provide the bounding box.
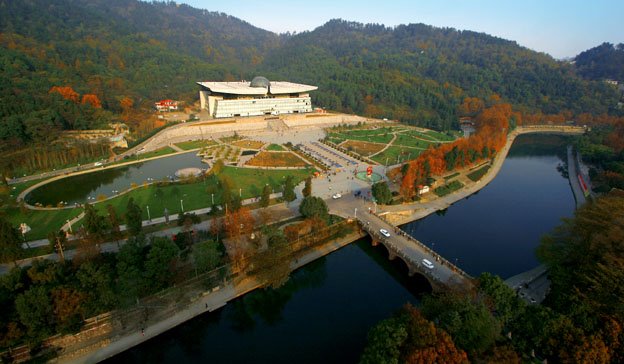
[357,219,472,282]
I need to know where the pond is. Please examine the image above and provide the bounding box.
[26,152,206,206]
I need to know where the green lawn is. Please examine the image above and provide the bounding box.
[93,166,314,220]
[434,180,464,197]
[175,140,216,151]
[5,206,84,241]
[266,144,285,151]
[467,165,491,182]
[371,146,423,165]
[392,134,432,149]
[137,146,177,159]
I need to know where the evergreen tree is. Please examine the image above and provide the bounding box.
[125,198,143,236]
[283,175,296,202]
[303,177,312,197]
[0,218,23,266]
[260,184,271,208]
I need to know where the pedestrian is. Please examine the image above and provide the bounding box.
[141,328,145,336]
[205,303,208,309]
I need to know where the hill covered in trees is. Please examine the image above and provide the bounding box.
[0,0,622,150]
[575,42,624,81]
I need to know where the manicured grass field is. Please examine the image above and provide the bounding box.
[175,140,217,151]
[5,206,84,241]
[371,146,423,165]
[138,146,177,159]
[326,125,457,165]
[266,143,285,151]
[340,140,385,156]
[246,151,308,168]
[93,166,313,220]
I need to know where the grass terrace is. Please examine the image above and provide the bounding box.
[266,144,285,151]
[245,151,309,168]
[325,124,457,166]
[175,139,218,151]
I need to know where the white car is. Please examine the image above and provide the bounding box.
[94,162,103,167]
[332,193,342,199]
[379,229,390,237]
[422,259,434,269]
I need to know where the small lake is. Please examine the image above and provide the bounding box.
[26,152,206,206]
[106,134,575,363]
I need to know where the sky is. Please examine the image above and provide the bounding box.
[179,0,623,59]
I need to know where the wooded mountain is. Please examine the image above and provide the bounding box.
[0,0,621,148]
[575,42,624,81]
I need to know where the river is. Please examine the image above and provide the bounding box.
[107,134,574,363]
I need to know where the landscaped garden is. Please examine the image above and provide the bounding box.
[324,124,457,166]
[92,166,314,219]
[175,139,218,151]
[467,164,491,182]
[434,180,464,197]
[245,151,309,168]
[231,139,265,149]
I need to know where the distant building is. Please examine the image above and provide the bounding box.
[155,99,179,112]
[604,79,619,86]
[197,76,317,118]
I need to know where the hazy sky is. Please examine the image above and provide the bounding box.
[179,0,623,59]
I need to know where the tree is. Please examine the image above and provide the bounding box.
[477,272,525,326]
[15,286,54,341]
[283,175,296,202]
[144,237,179,290]
[260,184,271,208]
[107,204,122,244]
[0,218,23,266]
[372,181,392,204]
[51,286,86,333]
[421,292,501,355]
[81,94,102,108]
[360,304,468,364]
[116,235,146,306]
[192,240,223,274]
[303,177,312,197]
[299,196,329,222]
[76,261,117,315]
[83,203,108,241]
[125,198,143,236]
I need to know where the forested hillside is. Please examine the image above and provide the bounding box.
[575,42,624,81]
[0,0,621,151]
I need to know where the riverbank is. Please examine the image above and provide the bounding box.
[380,126,584,226]
[59,229,366,363]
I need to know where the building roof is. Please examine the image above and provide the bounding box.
[197,79,317,95]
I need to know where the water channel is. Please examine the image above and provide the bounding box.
[26,152,206,206]
[108,134,575,363]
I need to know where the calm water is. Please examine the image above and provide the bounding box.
[108,134,574,363]
[402,134,574,278]
[107,242,429,364]
[26,152,205,206]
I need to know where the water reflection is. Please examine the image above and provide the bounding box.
[26,152,205,206]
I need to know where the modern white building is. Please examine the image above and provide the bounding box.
[197,76,317,118]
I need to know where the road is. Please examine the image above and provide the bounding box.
[328,194,470,286]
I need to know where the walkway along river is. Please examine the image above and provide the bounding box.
[105,133,576,363]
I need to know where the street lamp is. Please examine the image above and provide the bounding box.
[211,193,214,205]
[180,199,184,212]
[146,205,151,221]
[239,188,242,198]
[354,207,357,219]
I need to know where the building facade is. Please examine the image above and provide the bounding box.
[197,76,317,118]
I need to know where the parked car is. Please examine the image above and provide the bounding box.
[332,193,342,199]
[422,259,434,269]
[380,229,390,237]
[94,162,103,167]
